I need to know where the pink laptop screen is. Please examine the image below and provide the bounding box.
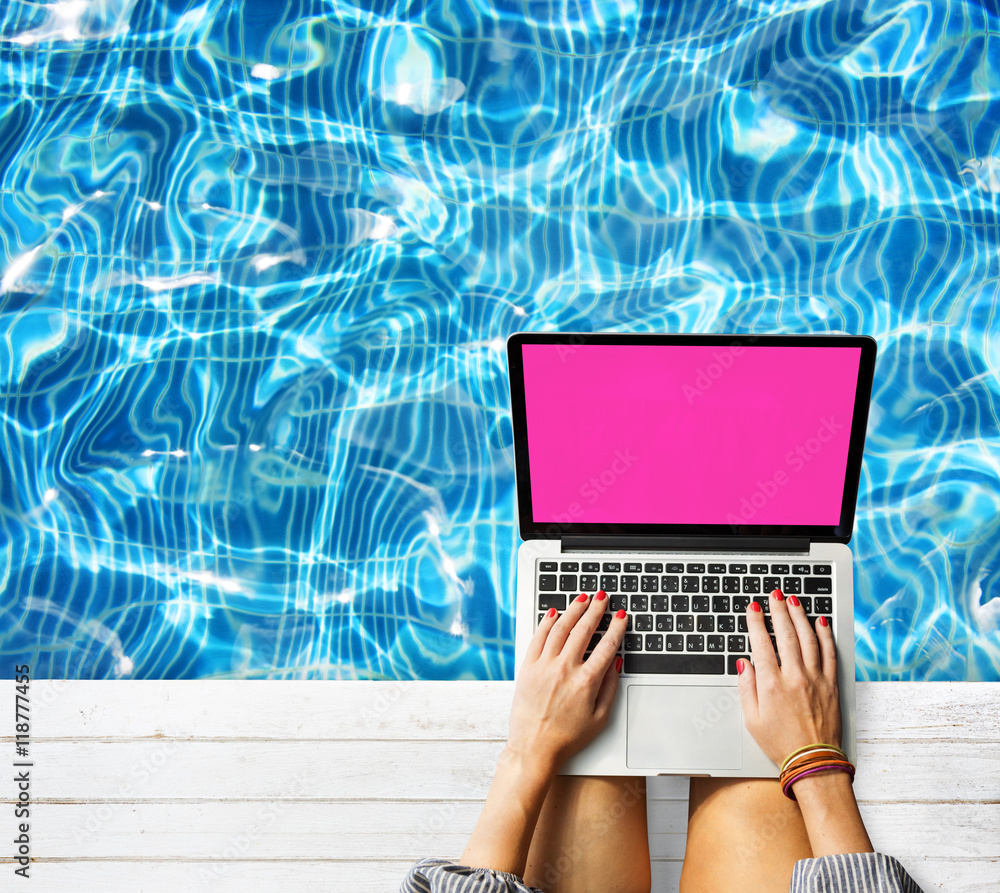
[521,343,863,526]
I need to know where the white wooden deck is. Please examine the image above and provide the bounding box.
[1,681,997,891]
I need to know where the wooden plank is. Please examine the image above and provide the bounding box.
[8,739,996,802]
[3,681,996,742]
[14,799,999,863]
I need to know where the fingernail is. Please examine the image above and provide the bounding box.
[819,616,828,626]
[788,595,800,607]
[750,601,762,613]
[737,659,746,674]
[547,607,557,618]
[772,589,784,601]
[615,656,623,673]
[615,609,627,620]
[595,590,607,601]
[576,593,589,603]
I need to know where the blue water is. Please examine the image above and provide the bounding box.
[1,0,998,680]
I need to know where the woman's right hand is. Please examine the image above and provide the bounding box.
[736,589,842,766]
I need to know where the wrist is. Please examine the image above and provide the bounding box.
[498,744,559,790]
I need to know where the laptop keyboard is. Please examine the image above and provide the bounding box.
[536,559,834,675]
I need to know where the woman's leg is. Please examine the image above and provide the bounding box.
[679,777,813,893]
[523,775,651,893]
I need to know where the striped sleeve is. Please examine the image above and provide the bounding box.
[400,858,544,893]
[790,852,924,893]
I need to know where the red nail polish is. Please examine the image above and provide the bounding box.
[595,590,607,601]
[616,609,627,620]
[772,589,784,601]
[736,659,746,675]
[819,616,828,627]
[750,601,762,613]
[547,607,557,618]
[615,656,623,673]
[788,595,800,607]
[576,593,589,603]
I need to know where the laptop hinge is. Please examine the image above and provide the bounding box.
[561,536,811,553]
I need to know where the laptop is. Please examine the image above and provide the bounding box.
[508,332,877,777]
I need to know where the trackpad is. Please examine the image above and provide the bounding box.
[627,686,742,771]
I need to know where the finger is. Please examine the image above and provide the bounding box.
[735,656,758,729]
[768,590,804,673]
[564,590,610,658]
[525,607,559,663]
[593,653,623,722]
[746,600,777,674]
[584,608,628,680]
[784,594,821,673]
[544,592,592,656]
[815,614,838,683]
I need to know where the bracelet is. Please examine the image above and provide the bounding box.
[778,743,855,801]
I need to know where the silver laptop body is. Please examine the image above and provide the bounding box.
[508,333,877,778]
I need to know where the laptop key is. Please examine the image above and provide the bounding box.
[640,575,659,592]
[691,595,709,612]
[610,595,627,612]
[702,576,720,593]
[763,576,781,593]
[682,575,700,593]
[814,597,833,614]
[733,595,750,612]
[661,575,680,592]
[540,562,558,572]
[597,614,611,631]
[737,616,748,632]
[538,593,566,611]
[727,635,746,652]
[624,634,643,652]
[651,595,670,612]
[671,595,689,612]
[625,653,724,674]
[621,575,639,592]
[708,563,727,574]
[686,635,705,652]
[634,614,653,631]
[813,564,832,575]
[770,564,789,574]
[707,635,725,652]
[782,577,802,594]
[600,575,619,592]
[666,563,684,573]
[645,634,663,651]
[697,615,715,632]
[676,614,694,631]
[580,574,598,591]
[655,615,674,632]
[582,562,600,572]
[559,574,578,591]
[624,562,642,573]
[722,576,741,593]
[727,654,751,675]
[560,562,579,572]
[712,596,730,613]
[804,578,833,595]
[603,562,621,572]
[750,563,769,574]
[539,575,557,591]
[728,563,747,574]
[742,577,761,593]
[630,595,648,612]
[792,564,811,575]
[644,562,663,573]
[798,596,813,613]
[717,615,735,632]
[664,635,685,652]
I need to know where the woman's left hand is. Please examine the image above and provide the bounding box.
[507,591,628,773]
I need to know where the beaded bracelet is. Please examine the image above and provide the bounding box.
[779,743,855,801]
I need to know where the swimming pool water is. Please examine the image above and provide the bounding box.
[1,0,998,680]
